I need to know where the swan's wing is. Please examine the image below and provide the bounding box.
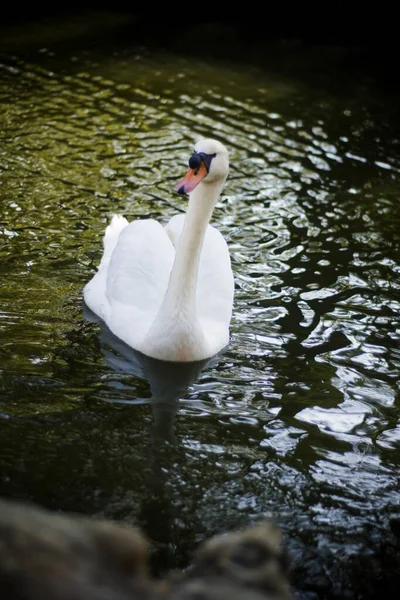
[83,214,129,320]
[196,224,234,332]
[164,212,185,247]
[100,214,129,268]
[84,217,176,348]
[165,213,234,344]
[106,218,175,308]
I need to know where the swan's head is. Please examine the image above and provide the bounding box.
[176,138,229,195]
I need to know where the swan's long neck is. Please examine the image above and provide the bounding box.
[164,180,224,314]
[141,178,225,361]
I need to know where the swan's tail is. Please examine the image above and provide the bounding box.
[99,214,129,268]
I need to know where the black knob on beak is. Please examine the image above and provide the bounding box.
[188,153,202,171]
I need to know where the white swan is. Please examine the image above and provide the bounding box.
[83,138,234,362]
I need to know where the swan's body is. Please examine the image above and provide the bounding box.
[84,139,234,362]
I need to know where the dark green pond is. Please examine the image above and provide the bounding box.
[1,12,400,599]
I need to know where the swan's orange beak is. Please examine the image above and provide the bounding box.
[175,161,208,195]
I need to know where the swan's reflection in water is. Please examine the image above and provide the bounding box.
[84,306,218,567]
[84,304,214,441]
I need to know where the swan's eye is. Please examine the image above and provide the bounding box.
[189,153,202,171]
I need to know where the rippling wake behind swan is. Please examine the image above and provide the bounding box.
[84,139,234,362]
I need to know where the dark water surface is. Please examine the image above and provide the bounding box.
[1,13,400,599]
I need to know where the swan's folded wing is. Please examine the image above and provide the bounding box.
[197,225,234,329]
[84,218,176,349]
[84,214,129,321]
[106,219,175,314]
[99,214,129,269]
[164,213,185,248]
